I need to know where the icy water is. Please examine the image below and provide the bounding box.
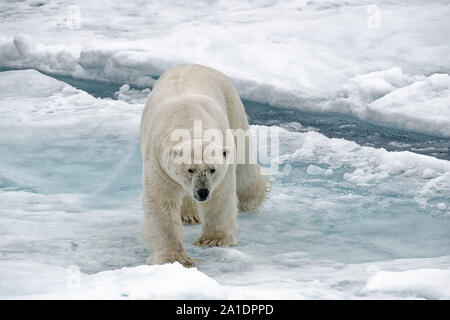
[245,101,450,161]
[1,69,449,299]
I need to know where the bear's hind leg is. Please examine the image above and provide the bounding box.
[236,164,270,213]
[181,196,201,225]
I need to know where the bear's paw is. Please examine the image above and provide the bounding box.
[147,251,197,268]
[194,234,236,247]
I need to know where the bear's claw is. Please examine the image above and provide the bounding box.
[181,215,201,225]
[194,235,236,247]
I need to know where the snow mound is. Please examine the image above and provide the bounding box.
[367,74,450,137]
[343,67,420,104]
[364,268,450,299]
[13,263,226,300]
[340,68,450,137]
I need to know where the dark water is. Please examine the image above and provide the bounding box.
[244,100,450,160]
[2,68,449,161]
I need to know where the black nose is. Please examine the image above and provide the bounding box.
[197,188,209,201]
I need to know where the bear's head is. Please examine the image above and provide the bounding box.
[164,139,232,202]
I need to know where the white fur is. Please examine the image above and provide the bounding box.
[140,64,269,267]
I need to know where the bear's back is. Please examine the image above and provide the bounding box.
[141,64,234,149]
[149,64,229,107]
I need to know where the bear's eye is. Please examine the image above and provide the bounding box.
[210,169,216,174]
[188,168,195,174]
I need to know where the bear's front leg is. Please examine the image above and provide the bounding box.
[195,176,238,247]
[142,188,195,267]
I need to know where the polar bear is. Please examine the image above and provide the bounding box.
[140,64,270,267]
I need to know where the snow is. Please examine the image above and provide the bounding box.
[364,269,450,299]
[1,69,449,299]
[1,0,450,136]
[20,263,226,300]
[367,74,450,137]
[339,68,450,137]
[306,165,333,176]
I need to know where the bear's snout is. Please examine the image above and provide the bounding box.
[195,188,210,202]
